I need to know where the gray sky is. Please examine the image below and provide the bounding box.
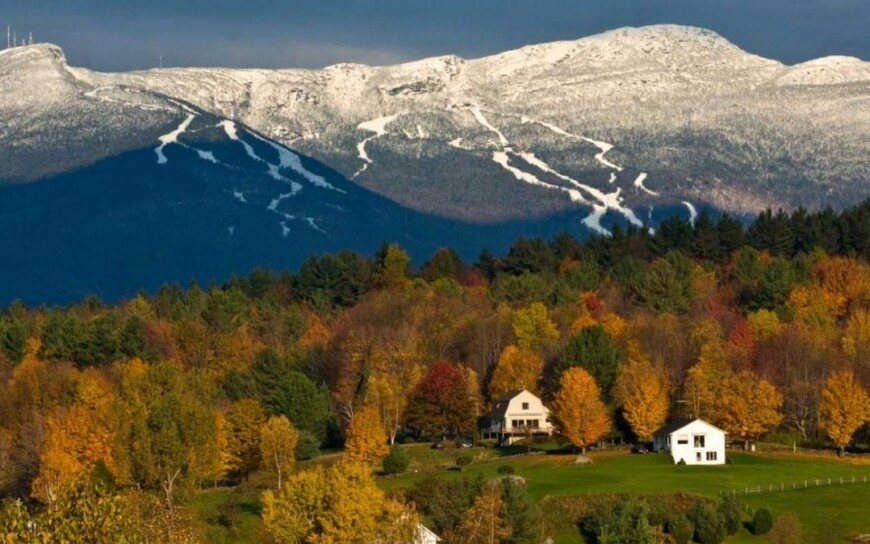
[2,0,868,71]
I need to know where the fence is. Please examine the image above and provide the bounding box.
[719,474,869,516]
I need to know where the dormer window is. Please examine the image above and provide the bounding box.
[522,402,529,410]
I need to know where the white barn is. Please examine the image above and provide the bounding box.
[653,419,726,465]
[481,389,554,445]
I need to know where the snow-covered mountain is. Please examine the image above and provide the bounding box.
[0,24,868,302]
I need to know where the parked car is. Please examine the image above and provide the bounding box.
[631,444,650,454]
[431,440,445,449]
[455,437,473,448]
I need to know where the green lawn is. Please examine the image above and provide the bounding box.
[381,445,870,542]
[192,446,870,543]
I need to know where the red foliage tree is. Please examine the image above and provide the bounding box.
[404,360,474,438]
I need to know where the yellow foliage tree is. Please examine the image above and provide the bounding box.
[31,369,116,504]
[365,345,423,444]
[512,303,559,351]
[551,367,611,454]
[614,344,669,440]
[717,371,783,448]
[819,371,870,456]
[747,309,782,342]
[454,483,511,544]
[683,342,731,423]
[224,399,266,481]
[488,345,544,400]
[261,460,416,543]
[259,416,298,490]
[842,309,870,369]
[344,405,389,467]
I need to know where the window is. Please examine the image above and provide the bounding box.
[694,435,706,448]
[706,451,718,461]
[522,402,529,410]
[696,452,702,462]
[677,434,688,445]
[526,419,538,428]
[512,420,524,428]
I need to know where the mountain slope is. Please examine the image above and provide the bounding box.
[41,24,869,226]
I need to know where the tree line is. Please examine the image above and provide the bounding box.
[0,201,868,541]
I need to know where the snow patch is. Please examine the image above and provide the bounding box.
[582,205,610,236]
[683,201,698,223]
[268,193,295,211]
[354,113,402,178]
[633,173,659,196]
[155,114,194,164]
[535,121,623,171]
[219,120,303,193]
[232,190,247,204]
[469,106,509,146]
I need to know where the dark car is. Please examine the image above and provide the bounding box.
[631,444,650,454]
[455,437,473,448]
[431,440,445,449]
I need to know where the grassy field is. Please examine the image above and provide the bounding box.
[193,444,870,542]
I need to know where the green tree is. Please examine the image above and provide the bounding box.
[637,251,694,313]
[558,325,625,400]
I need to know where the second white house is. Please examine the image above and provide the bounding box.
[652,418,726,465]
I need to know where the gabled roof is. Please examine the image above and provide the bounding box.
[490,388,542,420]
[497,389,527,402]
[653,418,725,436]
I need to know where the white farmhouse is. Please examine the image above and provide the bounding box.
[481,389,554,445]
[415,523,441,544]
[653,419,726,465]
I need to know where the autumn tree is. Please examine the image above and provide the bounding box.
[488,345,544,400]
[718,372,783,449]
[114,359,217,507]
[405,360,475,438]
[224,399,266,481]
[512,302,559,352]
[261,460,416,543]
[454,484,511,544]
[614,344,669,440]
[375,243,411,289]
[819,371,870,456]
[683,342,731,422]
[344,404,389,468]
[551,367,611,454]
[259,416,298,490]
[31,369,116,505]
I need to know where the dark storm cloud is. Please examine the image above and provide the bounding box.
[1,0,868,71]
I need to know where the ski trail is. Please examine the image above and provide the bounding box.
[354,113,402,178]
[219,120,303,194]
[247,131,343,193]
[194,149,218,164]
[280,222,291,238]
[448,137,465,149]
[305,217,326,233]
[683,201,698,223]
[469,106,509,146]
[516,151,643,227]
[493,151,585,204]
[633,173,659,197]
[608,173,617,184]
[534,121,623,172]
[232,190,247,204]
[268,193,294,212]
[582,205,610,236]
[155,114,194,165]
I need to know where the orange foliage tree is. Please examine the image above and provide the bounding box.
[551,367,611,454]
[344,405,389,468]
[488,345,544,400]
[717,371,783,448]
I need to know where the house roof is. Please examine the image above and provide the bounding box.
[489,389,538,420]
[653,418,725,436]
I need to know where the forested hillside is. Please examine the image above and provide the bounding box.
[0,202,868,541]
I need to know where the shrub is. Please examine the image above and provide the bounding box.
[667,514,694,544]
[690,501,727,544]
[382,445,410,475]
[718,495,742,535]
[752,508,773,535]
[767,512,803,544]
[497,464,516,475]
[294,430,320,460]
[455,454,473,467]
